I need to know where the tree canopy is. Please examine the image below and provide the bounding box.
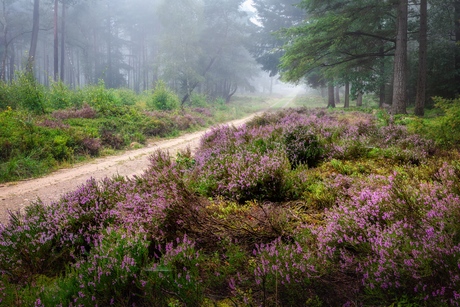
[277,0,460,113]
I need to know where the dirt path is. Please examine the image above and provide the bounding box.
[0,115,258,224]
[0,90,303,224]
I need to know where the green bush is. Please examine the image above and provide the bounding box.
[46,81,74,110]
[0,72,46,113]
[148,80,180,111]
[113,88,138,106]
[422,96,460,146]
[81,80,123,115]
[190,93,208,107]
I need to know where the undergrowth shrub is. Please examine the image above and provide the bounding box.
[52,103,97,120]
[413,96,460,147]
[3,107,460,306]
[113,88,138,106]
[80,80,127,116]
[148,80,180,111]
[0,203,64,284]
[189,93,208,107]
[252,237,322,306]
[0,72,46,113]
[141,235,206,306]
[313,170,460,305]
[283,125,323,167]
[190,125,290,202]
[41,229,150,307]
[46,81,77,110]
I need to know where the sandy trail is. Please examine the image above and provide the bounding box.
[0,115,258,224]
[0,90,302,224]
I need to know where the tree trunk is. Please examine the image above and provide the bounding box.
[357,92,363,107]
[335,86,340,105]
[106,2,113,87]
[455,0,460,95]
[53,0,58,81]
[27,0,40,74]
[379,83,386,108]
[327,82,335,108]
[8,48,14,81]
[60,3,66,82]
[1,0,8,81]
[344,81,350,108]
[391,0,408,114]
[181,52,220,105]
[414,0,427,116]
[379,48,386,107]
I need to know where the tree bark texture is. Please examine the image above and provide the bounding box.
[344,81,350,108]
[357,92,363,107]
[60,3,66,82]
[327,82,335,108]
[54,0,58,81]
[27,0,40,74]
[414,0,427,116]
[454,0,460,95]
[391,0,408,114]
[335,86,340,105]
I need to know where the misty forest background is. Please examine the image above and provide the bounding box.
[0,0,459,109]
[3,0,460,306]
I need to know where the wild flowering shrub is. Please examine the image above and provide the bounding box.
[52,103,97,120]
[283,125,323,167]
[0,203,64,284]
[141,234,206,306]
[313,169,460,304]
[191,124,290,202]
[2,107,459,306]
[39,229,150,307]
[252,237,320,305]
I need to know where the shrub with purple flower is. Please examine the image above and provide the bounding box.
[2,107,459,306]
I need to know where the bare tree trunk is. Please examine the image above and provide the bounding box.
[357,92,363,107]
[60,3,66,82]
[327,82,335,108]
[344,81,350,108]
[181,52,220,105]
[335,86,340,105]
[27,0,40,74]
[1,0,8,81]
[106,2,112,87]
[8,48,14,81]
[391,0,408,114]
[379,83,386,108]
[379,46,386,107]
[414,0,427,116]
[455,0,460,95]
[53,0,58,81]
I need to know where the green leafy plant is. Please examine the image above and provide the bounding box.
[148,80,180,111]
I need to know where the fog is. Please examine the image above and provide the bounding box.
[0,0,307,102]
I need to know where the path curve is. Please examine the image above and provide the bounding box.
[0,90,302,224]
[0,115,258,224]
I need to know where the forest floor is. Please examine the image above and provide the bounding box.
[0,92,298,224]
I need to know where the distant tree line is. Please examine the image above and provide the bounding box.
[0,0,257,103]
[252,0,460,115]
